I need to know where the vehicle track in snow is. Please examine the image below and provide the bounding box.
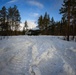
[0,36,76,75]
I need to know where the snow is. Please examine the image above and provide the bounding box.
[0,36,76,75]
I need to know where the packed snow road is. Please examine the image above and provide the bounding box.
[0,36,76,75]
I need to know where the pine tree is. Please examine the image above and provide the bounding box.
[60,0,70,41]
[43,12,48,29]
[61,17,67,35]
[38,15,43,30]
[8,6,14,32]
[8,5,21,35]
[0,5,21,35]
[0,6,8,35]
[71,0,76,39]
[51,17,55,35]
[38,12,50,34]
[25,21,28,30]
[23,21,28,35]
[13,5,21,32]
[43,12,50,29]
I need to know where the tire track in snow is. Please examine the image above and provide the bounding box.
[0,38,34,75]
[52,39,76,75]
[0,36,76,75]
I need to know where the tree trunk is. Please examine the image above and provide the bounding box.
[67,0,70,41]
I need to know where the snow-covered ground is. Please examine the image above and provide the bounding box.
[0,36,76,75]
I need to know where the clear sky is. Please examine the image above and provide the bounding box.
[0,0,63,29]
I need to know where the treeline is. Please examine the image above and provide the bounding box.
[38,12,73,36]
[0,5,22,36]
[38,0,76,41]
[0,0,76,41]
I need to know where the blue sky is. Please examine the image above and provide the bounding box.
[0,0,63,29]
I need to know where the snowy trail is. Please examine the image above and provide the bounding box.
[0,36,76,75]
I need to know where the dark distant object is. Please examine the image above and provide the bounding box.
[27,29,40,35]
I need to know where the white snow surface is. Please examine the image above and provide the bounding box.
[0,36,76,75]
